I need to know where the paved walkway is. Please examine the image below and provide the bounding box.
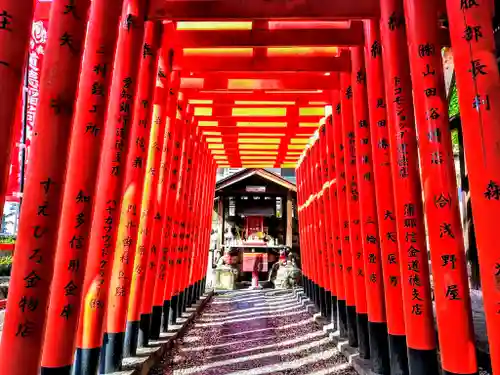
[149,289,355,375]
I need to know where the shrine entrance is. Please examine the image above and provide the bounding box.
[213,168,298,285]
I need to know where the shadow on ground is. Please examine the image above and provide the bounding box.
[148,289,356,375]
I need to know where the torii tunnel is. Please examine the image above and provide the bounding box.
[0,0,499,374]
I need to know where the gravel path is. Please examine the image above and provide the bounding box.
[149,289,356,375]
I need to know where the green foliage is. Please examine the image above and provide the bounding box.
[0,255,12,276]
[0,235,16,244]
[448,81,459,119]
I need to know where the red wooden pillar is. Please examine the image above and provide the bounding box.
[304,151,316,300]
[104,20,161,364]
[331,87,357,346]
[301,150,313,299]
[39,0,124,373]
[134,63,172,347]
[166,103,192,317]
[172,108,195,313]
[446,1,500,372]
[0,1,91,374]
[379,0,438,373]
[299,159,313,300]
[131,59,170,348]
[363,19,408,374]
[198,157,216,294]
[190,133,205,302]
[305,146,320,306]
[312,137,328,312]
[326,113,345,331]
[0,0,36,215]
[155,92,189,331]
[72,1,146,373]
[351,46,390,372]
[146,71,180,339]
[125,42,171,354]
[296,163,308,296]
[319,124,337,322]
[340,71,370,357]
[403,1,477,374]
[187,142,205,302]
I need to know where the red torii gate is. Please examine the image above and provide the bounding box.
[0,1,499,375]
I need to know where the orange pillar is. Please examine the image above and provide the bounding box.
[325,114,344,332]
[40,0,124,373]
[155,93,188,332]
[0,1,91,373]
[351,46,390,372]
[146,72,180,339]
[379,0,438,373]
[319,125,337,322]
[124,39,170,355]
[104,19,161,365]
[0,0,36,215]
[171,108,196,316]
[73,1,146,373]
[363,19,408,374]
[132,58,171,348]
[340,71,370,357]
[403,1,477,374]
[331,87,357,346]
[312,136,329,314]
[446,1,500,372]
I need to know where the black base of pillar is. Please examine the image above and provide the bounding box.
[319,287,327,315]
[40,365,72,375]
[138,313,151,347]
[162,299,171,332]
[302,276,309,298]
[72,347,101,375]
[368,322,390,374]
[190,282,198,304]
[201,277,206,295]
[442,371,478,375]
[307,278,313,300]
[314,283,321,308]
[338,299,348,338]
[177,290,185,317]
[346,305,358,347]
[123,320,139,357]
[101,331,125,374]
[182,287,189,311]
[186,284,194,307]
[356,313,370,359]
[407,347,439,375]
[331,295,338,330]
[150,305,162,340]
[169,295,178,325]
[388,334,409,375]
[324,290,332,319]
